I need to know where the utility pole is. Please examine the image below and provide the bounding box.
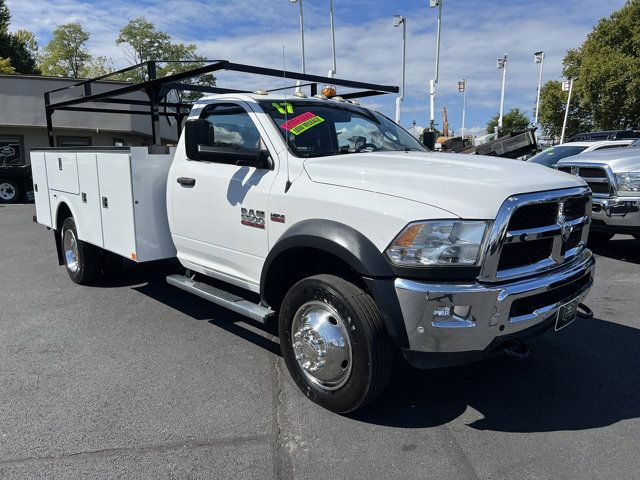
[393,15,407,124]
[497,53,508,135]
[429,0,443,130]
[290,0,306,74]
[458,79,467,138]
[533,51,545,125]
[328,0,337,78]
[560,79,574,144]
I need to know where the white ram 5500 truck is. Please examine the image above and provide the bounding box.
[32,78,595,413]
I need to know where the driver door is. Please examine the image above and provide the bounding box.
[171,101,278,290]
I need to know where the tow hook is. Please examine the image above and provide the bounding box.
[502,339,530,361]
[577,303,593,320]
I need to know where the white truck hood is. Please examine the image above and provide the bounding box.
[304,151,586,219]
[557,147,640,173]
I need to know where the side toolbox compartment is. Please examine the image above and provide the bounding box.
[76,153,104,248]
[45,152,79,195]
[30,151,52,227]
[96,152,137,259]
[130,147,176,262]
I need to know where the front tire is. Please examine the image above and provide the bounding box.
[279,274,393,413]
[0,179,20,204]
[60,217,101,285]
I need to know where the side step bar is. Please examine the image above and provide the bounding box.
[166,274,275,323]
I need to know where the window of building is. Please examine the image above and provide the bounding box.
[57,136,92,147]
[0,135,24,165]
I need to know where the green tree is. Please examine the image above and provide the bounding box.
[0,0,9,33]
[0,0,38,74]
[116,17,171,66]
[563,0,640,130]
[14,29,38,57]
[116,17,214,98]
[39,23,92,77]
[538,80,592,141]
[486,108,530,136]
[0,56,15,74]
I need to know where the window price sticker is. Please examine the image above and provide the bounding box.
[281,112,325,135]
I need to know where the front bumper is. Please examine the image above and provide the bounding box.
[394,249,594,356]
[591,196,640,232]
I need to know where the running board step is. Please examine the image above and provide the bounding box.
[166,274,275,323]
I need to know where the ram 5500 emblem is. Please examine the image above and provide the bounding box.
[241,208,265,229]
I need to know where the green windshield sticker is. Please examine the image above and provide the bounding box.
[272,102,294,115]
[281,112,325,135]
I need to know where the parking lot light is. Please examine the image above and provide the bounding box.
[534,51,545,126]
[496,53,508,135]
[393,15,407,124]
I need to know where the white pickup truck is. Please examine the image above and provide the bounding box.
[32,65,596,413]
[557,141,640,243]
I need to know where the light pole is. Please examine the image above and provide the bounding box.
[458,79,467,138]
[429,0,443,131]
[560,79,574,144]
[328,0,337,78]
[290,0,306,74]
[533,51,545,125]
[496,53,508,135]
[393,15,407,124]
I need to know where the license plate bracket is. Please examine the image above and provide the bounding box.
[555,298,579,331]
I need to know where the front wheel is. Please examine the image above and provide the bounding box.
[279,274,393,413]
[0,179,20,204]
[60,217,101,285]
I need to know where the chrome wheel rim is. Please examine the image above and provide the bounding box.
[63,228,80,273]
[0,182,15,201]
[291,300,353,391]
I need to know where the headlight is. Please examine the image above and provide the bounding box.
[386,220,489,267]
[615,172,640,194]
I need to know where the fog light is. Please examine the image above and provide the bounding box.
[431,305,474,328]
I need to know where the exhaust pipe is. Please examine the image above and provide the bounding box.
[501,338,530,360]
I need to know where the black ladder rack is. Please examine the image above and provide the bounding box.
[43,59,399,147]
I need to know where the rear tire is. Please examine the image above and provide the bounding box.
[0,179,20,204]
[279,274,393,413]
[588,231,614,245]
[60,217,101,285]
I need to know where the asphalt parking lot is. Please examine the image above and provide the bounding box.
[2,203,640,479]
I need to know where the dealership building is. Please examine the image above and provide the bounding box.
[0,74,179,166]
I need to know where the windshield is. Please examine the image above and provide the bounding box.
[259,99,426,158]
[527,145,588,166]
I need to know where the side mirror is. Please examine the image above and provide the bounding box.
[184,119,212,160]
[197,145,273,169]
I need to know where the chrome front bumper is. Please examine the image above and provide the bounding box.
[394,249,595,354]
[591,196,640,229]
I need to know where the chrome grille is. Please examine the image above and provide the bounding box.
[556,164,612,197]
[479,187,592,283]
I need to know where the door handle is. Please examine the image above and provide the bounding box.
[177,177,196,187]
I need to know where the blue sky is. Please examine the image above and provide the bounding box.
[6,0,627,135]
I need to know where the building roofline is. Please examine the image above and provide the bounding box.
[0,73,132,85]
